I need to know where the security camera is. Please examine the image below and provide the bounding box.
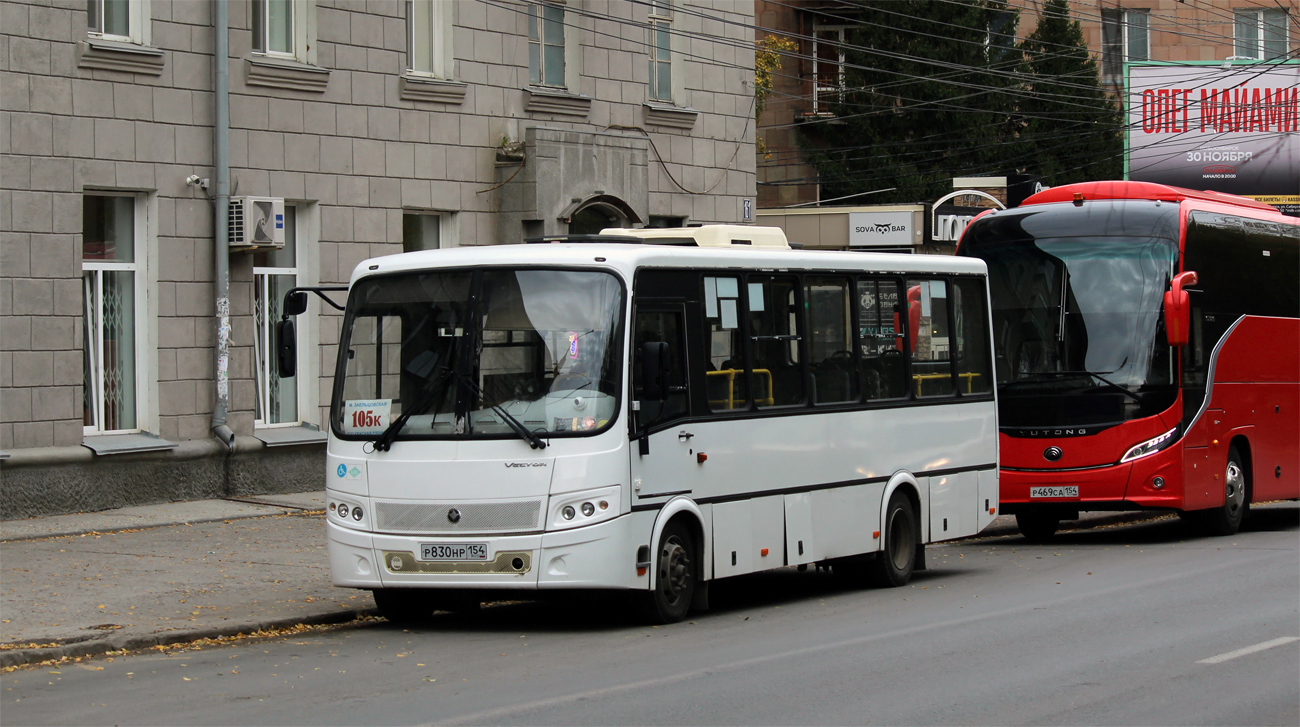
[186,174,201,185]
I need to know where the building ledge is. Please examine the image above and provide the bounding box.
[400,74,467,104]
[643,102,699,130]
[252,423,327,448]
[245,54,330,93]
[82,432,178,456]
[77,38,165,76]
[525,86,592,117]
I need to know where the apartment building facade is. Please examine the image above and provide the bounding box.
[755,0,1294,207]
[0,0,759,518]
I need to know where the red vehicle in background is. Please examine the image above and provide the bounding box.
[958,181,1299,540]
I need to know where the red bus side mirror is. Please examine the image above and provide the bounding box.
[1164,271,1198,347]
[907,285,922,353]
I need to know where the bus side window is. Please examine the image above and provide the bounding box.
[858,278,907,400]
[806,276,858,404]
[704,276,749,411]
[747,275,804,408]
[907,278,955,397]
[633,308,688,428]
[952,278,993,395]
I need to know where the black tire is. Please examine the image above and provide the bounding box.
[1017,511,1060,542]
[866,492,918,587]
[372,588,432,624]
[1202,445,1249,536]
[639,520,696,624]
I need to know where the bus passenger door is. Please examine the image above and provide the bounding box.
[630,304,698,499]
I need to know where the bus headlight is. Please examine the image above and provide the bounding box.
[1120,427,1178,463]
[548,486,621,531]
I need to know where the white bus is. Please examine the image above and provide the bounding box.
[281,230,999,623]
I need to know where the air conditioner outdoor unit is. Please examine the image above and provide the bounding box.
[228,196,285,250]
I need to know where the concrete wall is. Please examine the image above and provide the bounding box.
[0,0,758,518]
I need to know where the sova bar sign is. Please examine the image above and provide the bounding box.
[1127,63,1299,216]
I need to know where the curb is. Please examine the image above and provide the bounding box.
[0,505,324,543]
[967,510,1173,540]
[1,608,377,669]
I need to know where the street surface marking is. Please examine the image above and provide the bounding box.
[1197,636,1300,665]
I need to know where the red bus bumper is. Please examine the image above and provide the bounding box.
[1001,441,1186,513]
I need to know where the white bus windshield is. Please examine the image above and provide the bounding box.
[331,268,624,442]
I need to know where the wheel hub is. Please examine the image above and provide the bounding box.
[660,538,690,603]
[1225,461,1245,515]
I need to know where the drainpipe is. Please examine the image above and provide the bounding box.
[210,0,234,450]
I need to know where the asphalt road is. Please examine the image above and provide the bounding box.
[6,505,1298,726]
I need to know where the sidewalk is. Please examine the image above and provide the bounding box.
[0,494,1168,668]
[1,493,375,669]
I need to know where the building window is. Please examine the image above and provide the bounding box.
[88,0,148,43]
[253,206,300,426]
[1101,9,1149,83]
[407,0,453,77]
[252,0,294,56]
[403,213,441,252]
[83,195,143,434]
[811,25,847,115]
[528,2,566,87]
[647,0,672,102]
[1234,8,1289,60]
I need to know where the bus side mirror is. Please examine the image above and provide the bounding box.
[1164,271,1198,347]
[907,285,922,353]
[641,341,670,400]
[282,290,309,317]
[277,319,297,378]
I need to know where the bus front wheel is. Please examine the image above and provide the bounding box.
[866,492,918,587]
[1202,445,1249,536]
[1016,512,1060,542]
[639,520,696,624]
[372,588,432,624]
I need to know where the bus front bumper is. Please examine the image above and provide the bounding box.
[328,513,649,591]
[1000,443,1185,514]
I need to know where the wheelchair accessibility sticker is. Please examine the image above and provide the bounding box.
[336,463,362,479]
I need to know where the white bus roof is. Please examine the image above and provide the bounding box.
[600,225,790,248]
[351,244,986,287]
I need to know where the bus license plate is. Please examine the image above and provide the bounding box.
[1030,486,1079,499]
[419,543,489,561]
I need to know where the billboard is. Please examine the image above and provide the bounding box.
[849,210,917,247]
[1126,62,1298,216]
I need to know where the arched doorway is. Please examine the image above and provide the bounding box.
[567,204,626,235]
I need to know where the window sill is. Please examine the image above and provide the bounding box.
[525,86,592,117]
[643,102,699,130]
[82,432,178,456]
[77,37,165,76]
[245,54,330,93]
[253,423,327,448]
[400,73,468,104]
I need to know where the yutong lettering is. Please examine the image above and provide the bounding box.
[1139,87,1299,134]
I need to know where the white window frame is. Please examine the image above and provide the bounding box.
[647,0,673,103]
[1101,9,1149,83]
[406,0,455,79]
[82,193,149,437]
[1234,8,1290,60]
[529,1,575,89]
[87,0,151,45]
[811,25,848,116]
[252,204,309,429]
[251,0,316,65]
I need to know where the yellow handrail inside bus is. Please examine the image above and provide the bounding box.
[706,368,775,408]
[913,371,982,396]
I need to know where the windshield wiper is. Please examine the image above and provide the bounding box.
[372,365,455,452]
[1004,369,1142,402]
[454,373,548,450]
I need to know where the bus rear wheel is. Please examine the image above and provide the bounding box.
[1016,512,1060,542]
[639,520,696,624]
[1202,445,1249,536]
[866,492,918,587]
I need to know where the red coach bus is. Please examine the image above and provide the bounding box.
[957,181,1298,540]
